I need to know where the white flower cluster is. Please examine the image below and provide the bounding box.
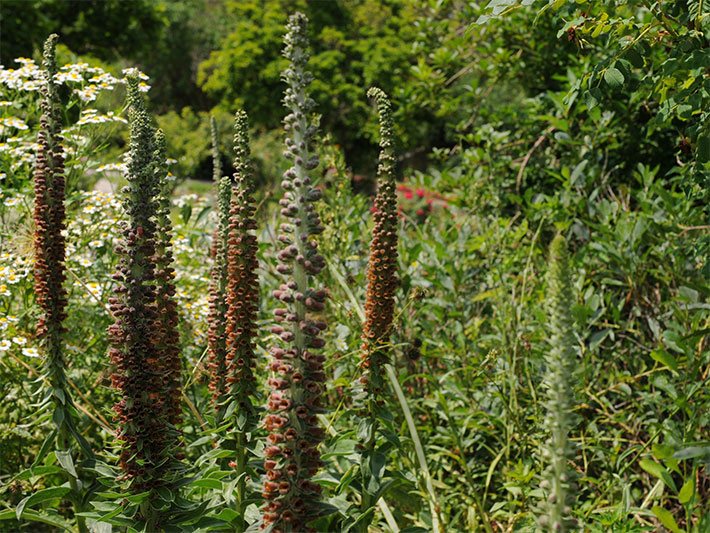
[0,58,151,99]
[0,137,49,169]
[0,334,39,358]
[76,108,128,126]
[0,58,42,91]
[95,162,128,174]
[0,251,30,298]
[0,116,29,134]
[173,193,200,208]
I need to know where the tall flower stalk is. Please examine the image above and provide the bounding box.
[33,33,90,533]
[108,78,181,516]
[262,13,328,532]
[353,87,399,530]
[224,110,259,530]
[152,129,183,429]
[207,117,232,419]
[539,235,578,532]
[34,33,72,440]
[360,87,398,399]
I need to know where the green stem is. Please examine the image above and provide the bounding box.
[234,431,247,533]
[385,364,442,532]
[356,407,378,532]
[56,422,87,533]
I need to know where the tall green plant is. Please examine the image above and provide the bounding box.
[538,235,578,532]
[262,12,328,532]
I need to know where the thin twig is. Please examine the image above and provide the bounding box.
[677,224,710,236]
[515,127,554,192]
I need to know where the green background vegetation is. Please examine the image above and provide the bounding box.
[0,0,707,531]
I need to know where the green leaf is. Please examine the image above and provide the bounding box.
[96,505,125,524]
[471,288,499,302]
[1,508,72,531]
[673,444,710,461]
[678,477,694,504]
[14,465,66,481]
[31,430,58,468]
[652,444,675,461]
[650,349,678,372]
[322,439,357,459]
[336,464,357,495]
[651,506,681,533]
[180,203,192,224]
[603,66,625,88]
[55,450,77,478]
[190,478,222,490]
[124,491,151,504]
[16,486,72,520]
[640,459,677,492]
[213,508,239,522]
[663,330,686,354]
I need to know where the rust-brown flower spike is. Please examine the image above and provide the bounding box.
[223,110,260,528]
[360,87,399,398]
[224,110,259,425]
[207,116,232,417]
[261,13,328,533]
[33,33,85,453]
[152,129,183,428]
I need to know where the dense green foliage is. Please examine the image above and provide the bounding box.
[0,1,708,532]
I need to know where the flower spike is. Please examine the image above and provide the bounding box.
[360,87,399,398]
[223,110,260,528]
[207,116,232,416]
[33,34,73,437]
[152,129,183,428]
[261,13,328,533]
[108,77,180,493]
[224,109,259,425]
[538,235,578,532]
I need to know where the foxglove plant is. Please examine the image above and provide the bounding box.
[223,109,260,529]
[107,78,181,506]
[360,87,399,400]
[33,33,74,443]
[207,117,232,418]
[152,130,183,428]
[33,33,91,533]
[538,235,578,532]
[352,87,399,530]
[261,13,328,533]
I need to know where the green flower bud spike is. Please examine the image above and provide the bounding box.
[539,235,579,532]
[108,78,182,507]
